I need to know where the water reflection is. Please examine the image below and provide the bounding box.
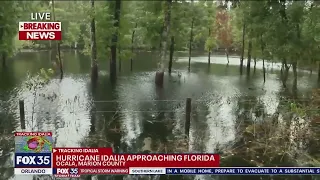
[0,51,318,180]
[11,76,92,147]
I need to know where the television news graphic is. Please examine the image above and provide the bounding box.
[30,12,51,21]
[52,147,219,177]
[51,147,319,176]
[19,22,61,40]
[164,167,320,175]
[52,168,80,178]
[19,12,60,41]
[14,132,53,175]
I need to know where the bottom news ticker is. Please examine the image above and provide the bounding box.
[15,167,320,176]
[48,167,320,177]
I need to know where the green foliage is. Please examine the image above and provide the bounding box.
[205,37,217,52]
[1,1,320,67]
[289,102,307,117]
[0,1,25,56]
[230,1,320,64]
[25,68,55,91]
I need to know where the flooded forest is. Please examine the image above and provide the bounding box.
[0,0,320,180]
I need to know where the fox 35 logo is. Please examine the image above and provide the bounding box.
[70,168,78,175]
[57,168,78,175]
[15,154,51,168]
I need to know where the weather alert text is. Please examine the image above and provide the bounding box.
[19,13,61,40]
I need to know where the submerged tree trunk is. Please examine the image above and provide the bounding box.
[118,47,121,72]
[263,59,266,83]
[110,0,121,83]
[51,1,62,78]
[168,36,174,74]
[51,0,63,79]
[2,53,6,68]
[89,106,96,135]
[318,61,320,82]
[246,40,252,75]
[90,0,98,82]
[0,19,5,68]
[260,44,265,83]
[130,23,137,72]
[281,58,290,88]
[226,48,229,64]
[208,28,211,65]
[292,60,298,93]
[260,35,266,83]
[240,22,246,75]
[309,59,313,75]
[155,0,172,87]
[292,24,300,95]
[57,44,62,79]
[188,18,194,72]
[253,57,257,73]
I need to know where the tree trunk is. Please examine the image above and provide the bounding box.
[57,43,63,79]
[0,17,4,68]
[318,61,320,82]
[188,18,194,72]
[280,63,283,79]
[208,28,211,65]
[263,59,266,83]
[159,25,164,50]
[90,0,98,82]
[2,53,6,68]
[90,106,96,135]
[226,48,229,64]
[240,22,246,75]
[292,60,298,93]
[168,36,174,74]
[292,23,300,95]
[110,0,121,83]
[118,47,121,72]
[155,0,172,87]
[253,57,257,73]
[130,23,137,72]
[281,58,290,88]
[260,35,265,83]
[51,0,63,79]
[309,59,313,75]
[246,40,252,75]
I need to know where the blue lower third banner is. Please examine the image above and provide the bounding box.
[166,168,320,175]
[15,153,52,168]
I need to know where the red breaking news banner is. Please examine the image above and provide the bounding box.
[19,31,61,41]
[52,148,220,168]
[18,22,61,40]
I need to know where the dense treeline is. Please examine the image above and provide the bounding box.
[1,0,320,85]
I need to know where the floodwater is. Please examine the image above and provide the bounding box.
[0,51,318,180]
